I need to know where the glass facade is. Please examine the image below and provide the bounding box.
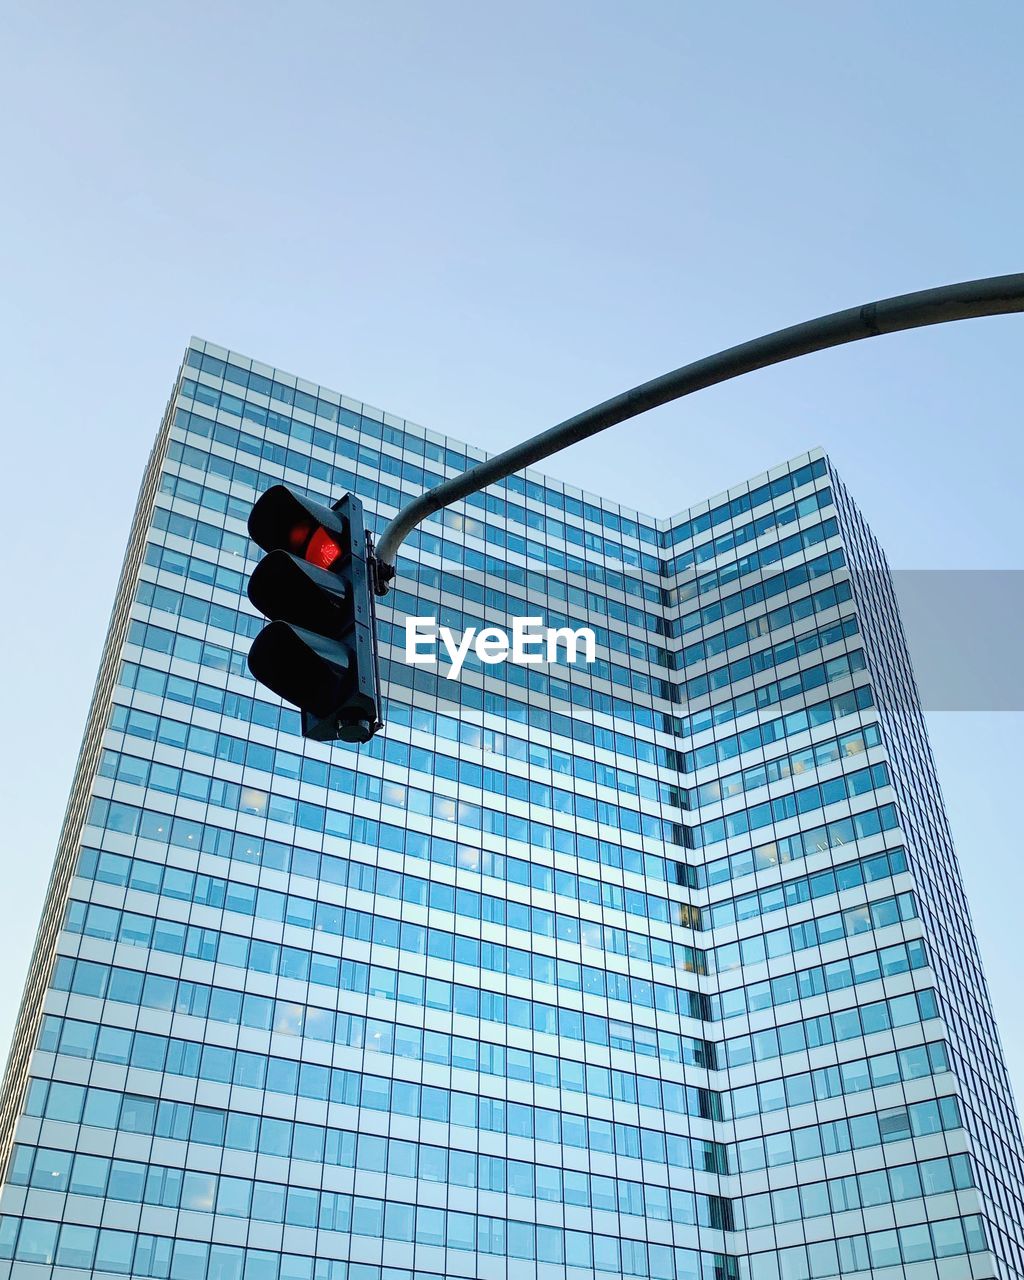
[0,336,1022,1279]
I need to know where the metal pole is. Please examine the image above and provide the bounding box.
[373,272,1024,590]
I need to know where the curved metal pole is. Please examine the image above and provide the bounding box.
[374,272,1024,589]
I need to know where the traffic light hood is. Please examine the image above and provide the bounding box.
[247,483,348,563]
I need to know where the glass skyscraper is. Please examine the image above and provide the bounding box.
[1,337,1022,1279]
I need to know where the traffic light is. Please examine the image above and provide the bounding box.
[246,484,383,744]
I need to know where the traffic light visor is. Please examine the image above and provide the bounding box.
[247,550,350,635]
[248,484,348,563]
[247,620,354,719]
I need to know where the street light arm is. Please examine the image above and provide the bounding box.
[373,272,1024,587]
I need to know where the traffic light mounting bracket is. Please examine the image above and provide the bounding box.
[297,492,385,744]
[362,526,386,737]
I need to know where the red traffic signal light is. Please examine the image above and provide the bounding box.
[246,486,382,743]
[302,526,343,569]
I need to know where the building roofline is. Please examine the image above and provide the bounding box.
[186,337,829,531]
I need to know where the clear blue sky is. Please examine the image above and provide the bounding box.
[2,1,1023,1092]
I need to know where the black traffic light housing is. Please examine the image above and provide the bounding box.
[246,485,383,743]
